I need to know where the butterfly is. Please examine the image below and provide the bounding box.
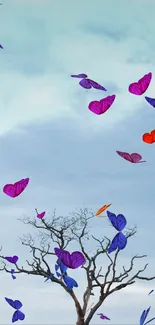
[55,259,78,290]
[3,178,29,198]
[106,211,127,231]
[140,306,155,325]
[145,97,155,108]
[71,73,106,91]
[35,208,46,219]
[88,95,116,115]
[116,151,146,163]
[128,72,152,95]
[62,274,78,291]
[11,269,16,280]
[44,273,54,282]
[107,211,127,254]
[96,203,112,217]
[5,297,25,323]
[0,44,3,49]
[55,259,68,277]
[142,129,155,144]
[54,248,86,269]
[148,290,154,296]
[5,256,18,264]
[97,313,110,320]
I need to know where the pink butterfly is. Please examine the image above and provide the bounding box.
[88,95,116,115]
[128,72,152,95]
[35,208,46,219]
[3,178,29,198]
[116,151,146,163]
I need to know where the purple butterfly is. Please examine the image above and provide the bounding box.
[5,297,25,323]
[11,269,16,280]
[140,306,155,325]
[148,290,154,295]
[0,44,3,49]
[106,211,127,231]
[145,97,155,108]
[116,151,146,163]
[54,248,86,269]
[5,256,18,264]
[108,232,127,254]
[71,73,106,91]
[97,313,110,320]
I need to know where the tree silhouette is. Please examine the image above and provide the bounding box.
[0,208,154,325]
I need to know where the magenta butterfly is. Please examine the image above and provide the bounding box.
[71,73,106,91]
[54,248,86,269]
[88,95,116,115]
[3,178,29,198]
[116,151,146,163]
[128,72,152,95]
[35,208,46,219]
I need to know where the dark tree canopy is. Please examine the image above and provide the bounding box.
[0,208,154,325]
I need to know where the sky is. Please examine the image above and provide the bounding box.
[0,0,155,324]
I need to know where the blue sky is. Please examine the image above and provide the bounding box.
[0,0,155,324]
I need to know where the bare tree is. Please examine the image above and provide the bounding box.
[0,208,155,325]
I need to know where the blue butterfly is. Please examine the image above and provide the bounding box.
[55,258,68,277]
[55,259,78,291]
[107,211,127,254]
[140,306,155,325]
[11,269,16,280]
[107,211,127,231]
[5,297,25,323]
[148,290,154,296]
[44,273,54,282]
[62,274,78,291]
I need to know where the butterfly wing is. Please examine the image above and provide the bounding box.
[148,290,154,295]
[70,251,86,269]
[37,211,46,219]
[71,73,87,78]
[129,72,152,95]
[116,214,127,231]
[0,44,3,49]
[116,151,132,162]
[12,310,25,323]
[145,97,155,108]
[140,310,147,325]
[96,204,112,216]
[106,211,118,230]
[130,153,146,163]
[59,260,68,274]
[79,79,92,89]
[14,178,29,197]
[54,248,71,268]
[5,256,18,263]
[108,234,119,254]
[63,275,78,290]
[88,79,107,91]
[5,297,15,308]
[117,232,127,250]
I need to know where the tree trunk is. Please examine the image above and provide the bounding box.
[76,316,85,325]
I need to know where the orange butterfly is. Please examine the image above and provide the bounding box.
[96,203,112,217]
[142,129,155,144]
